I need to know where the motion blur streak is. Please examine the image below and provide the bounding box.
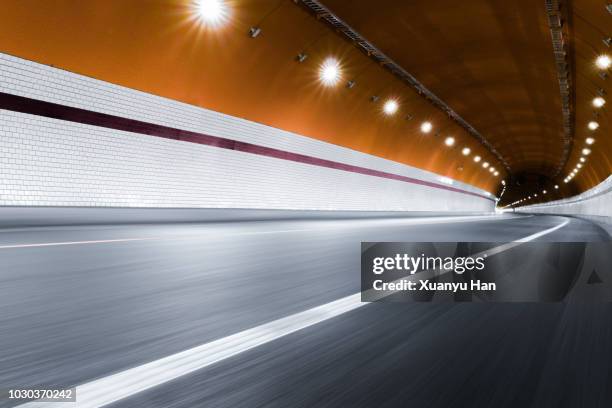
[5,214,605,408]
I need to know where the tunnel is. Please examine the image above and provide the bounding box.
[0,1,611,407]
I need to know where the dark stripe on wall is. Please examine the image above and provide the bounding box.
[0,91,494,201]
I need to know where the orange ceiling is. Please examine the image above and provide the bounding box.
[0,0,609,205]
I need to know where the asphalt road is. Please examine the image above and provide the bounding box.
[0,213,610,407]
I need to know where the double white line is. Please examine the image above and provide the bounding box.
[18,216,567,408]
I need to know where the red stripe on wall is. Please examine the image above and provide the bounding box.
[0,92,494,202]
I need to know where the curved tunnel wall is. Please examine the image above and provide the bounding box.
[0,53,494,213]
[518,176,612,222]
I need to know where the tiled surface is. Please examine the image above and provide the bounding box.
[521,176,612,218]
[0,52,493,211]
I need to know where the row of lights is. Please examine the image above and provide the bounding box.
[504,183,560,208]
[511,52,609,207]
[330,57,503,174]
[563,53,609,184]
[322,57,502,177]
[195,0,503,182]
[503,7,610,208]
[508,54,612,206]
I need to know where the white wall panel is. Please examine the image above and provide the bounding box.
[518,176,612,218]
[0,52,494,212]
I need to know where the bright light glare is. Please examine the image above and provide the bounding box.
[461,147,471,156]
[319,58,341,87]
[577,163,583,168]
[588,121,599,130]
[482,162,490,168]
[580,157,586,162]
[488,167,494,173]
[420,121,432,133]
[444,136,455,146]
[593,97,606,108]
[383,99,399,115]
[494,171,499,176]
[554,185,559,189]
[596,54,611,70]
[196,0,228,26]
[582,148,591,155]
[473,155,481,162]
[585,137,595,145]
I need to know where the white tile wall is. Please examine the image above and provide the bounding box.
[519,176,612,218]
[0,52,493,211]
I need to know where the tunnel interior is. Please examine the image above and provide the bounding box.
[0,0,609,208]
[1,2,612,408]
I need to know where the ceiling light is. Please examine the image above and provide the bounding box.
[461,147,471,156]
[196,0,228,26]
[543,190,547,194]
[577,163,583,168]
[473,155,481,162]
[582,148,592,155]
[444,136,455,146]
[593,96,606,108]
[482,161,489,168]
[319,57,341,87]
[586,137,595,145]
[383,99,399,115]
[420,121,432,133]
[580,157,586,162]
[494,171,499,176]
[555,185,559,189]
[488,167,494,173]
[534,193,538,197]
[596,54,612,69]
[588,121,599,130]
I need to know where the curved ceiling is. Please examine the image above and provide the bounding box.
[0,0,609,206]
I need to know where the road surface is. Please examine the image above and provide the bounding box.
[0,213,610,407]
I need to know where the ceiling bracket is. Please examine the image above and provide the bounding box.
[545,0,575,178]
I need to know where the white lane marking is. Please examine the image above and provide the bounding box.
[0,214,528,250]
[476,216,570,258]
[0,238,158,250]
[514,216,569,242]
[17,216,567,408]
